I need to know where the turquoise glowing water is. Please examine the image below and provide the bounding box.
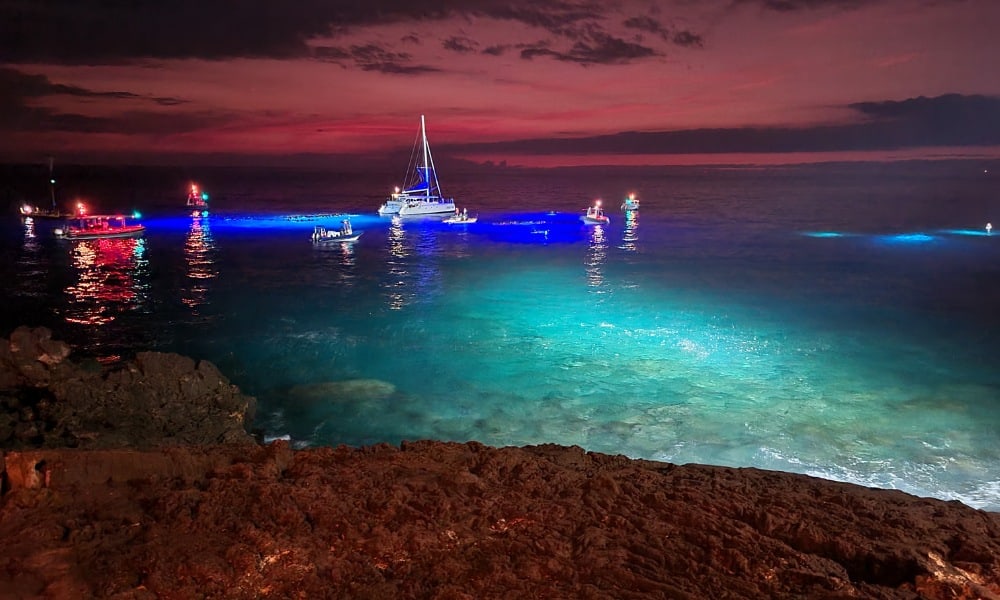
[2,162,998,510]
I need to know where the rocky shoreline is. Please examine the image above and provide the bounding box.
[2,327,999,599]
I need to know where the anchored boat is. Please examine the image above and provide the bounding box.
[581,200,610,225]
[443,208,477,224]
[621,193,640,211]
[378,116,457,217]
[55,213,145,240]
[312,219,362,244]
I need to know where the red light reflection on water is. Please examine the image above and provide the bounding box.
[64,237,149,326]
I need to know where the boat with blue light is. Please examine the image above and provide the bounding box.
[621,193,640,211]
[55,212,146,240]
[379,115,457,217]
[312,219,362,244]
[581,200,610,225]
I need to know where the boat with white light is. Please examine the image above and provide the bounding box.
[621,193,640,211]
[443,208,477,224]
[581,200,610,225]
[312,219,362,244]
[55,212,145,240]
[19,158,70,219]
[378,115,457,217]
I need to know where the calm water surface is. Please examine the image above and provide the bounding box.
[2,161,998,510]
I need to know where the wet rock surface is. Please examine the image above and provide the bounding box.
[1,328,998,599]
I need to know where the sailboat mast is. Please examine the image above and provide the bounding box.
[48,157,56,209]
[420,115,429,201]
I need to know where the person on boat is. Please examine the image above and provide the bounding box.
[462,207,468,218]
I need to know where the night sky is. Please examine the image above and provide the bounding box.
[2,0,999,167]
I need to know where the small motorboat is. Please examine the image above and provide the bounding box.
[312,219,362,243]
[621,193,640,211]
[443,208,477,224]
[54,212,145,240]
[187,183,208,211]
[581,200,610,225]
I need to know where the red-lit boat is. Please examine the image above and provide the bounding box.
[55,214,146,240]
[187,183,209,215]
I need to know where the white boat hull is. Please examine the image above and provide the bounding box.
[398,200,456,216]
[443,216,477,224]
[378,200,403,215]
[313,232,362,243]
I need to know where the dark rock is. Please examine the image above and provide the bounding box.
[0,327,256,450]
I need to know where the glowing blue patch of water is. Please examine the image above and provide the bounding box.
[802,231,848,238]
[940,229,993,237]
[877,233,937,244]
[214,213,371,231]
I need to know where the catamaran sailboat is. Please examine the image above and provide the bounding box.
[378,116,457,217]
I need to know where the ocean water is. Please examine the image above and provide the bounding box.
[2,161,999,511]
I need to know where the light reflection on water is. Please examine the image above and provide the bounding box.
[63,237,150,326]
[385,217,408,310]
[620,209,638,252]
[182,215,218,313]
[586,224,607,289]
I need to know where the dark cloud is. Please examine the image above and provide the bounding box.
[0,67,184,112]
[441,94,1000,155]
[0,67,211,134]
[735,0,870,11]
[672,31,704,48]
[520,32,656,65]
[482,45,508,56]
[623,15,703,48]
[315,43,439,73]
[479,2,603,36]
[623,15,670,38]
[443,36,479,53]
[0,1,693,66]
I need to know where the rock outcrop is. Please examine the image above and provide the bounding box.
[0,326,256,450]
[1,327,998,599]
[2,441,999,599]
